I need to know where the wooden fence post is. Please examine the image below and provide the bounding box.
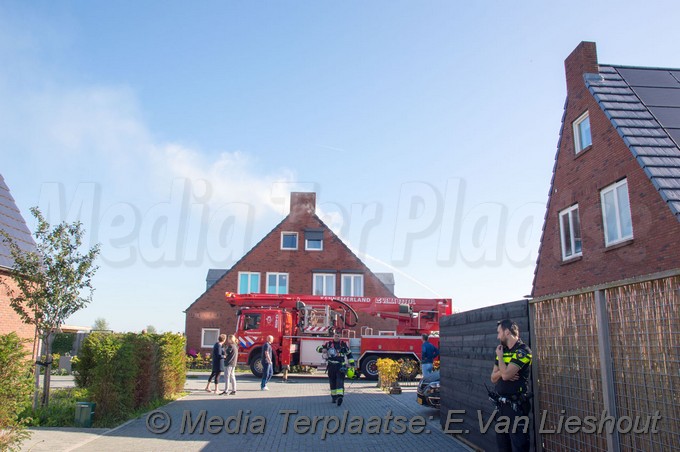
[595,289,620,452]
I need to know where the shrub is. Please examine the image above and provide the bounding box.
[377,358,401,391]
[75,331,186,426]
[156,333,186,398]
[20,388,90,427]
[0,333,34,451]
[51,333,75,355]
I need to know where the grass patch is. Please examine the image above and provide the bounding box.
[19,388,187,428]
[20,388,91,427]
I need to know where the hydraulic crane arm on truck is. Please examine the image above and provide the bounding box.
[225,292,452,380]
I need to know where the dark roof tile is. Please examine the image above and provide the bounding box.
[611,118,661,128]
[637,155,680,167]
[587,65,680,219]
[618,127,669,137]
[654,178,680,189]
[0,174,37,269]
[607,110,655,120]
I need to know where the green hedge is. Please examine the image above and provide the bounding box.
[0,333,34,451]
[51,333,75,355]
[76,332,186,425]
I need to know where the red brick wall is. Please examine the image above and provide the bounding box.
[533,42,680,297]
[185,193,396,352]
[0,270,37,355]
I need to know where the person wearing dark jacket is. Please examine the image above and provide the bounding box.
[205,334,226,393]
[491,319,533,452]
[421,334,439,377]
[221,334,239,395]
[317,332,355,406]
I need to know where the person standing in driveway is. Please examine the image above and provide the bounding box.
[221,334,238,395]
[421,334,439,377]
[204,334,226,393]
[261,335,274,391]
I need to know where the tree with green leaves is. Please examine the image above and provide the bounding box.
[145,325,157,334]
[0,207,100,408]
[92,317,110,331]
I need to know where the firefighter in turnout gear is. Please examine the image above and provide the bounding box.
[317,331,355,406]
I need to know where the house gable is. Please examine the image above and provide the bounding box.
[184,192,396,351]
[532,42,680,298]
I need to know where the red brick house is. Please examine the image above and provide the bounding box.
[533,41,680,296]
[0,174,38,354]
[184,192,397,353]
[529,42,680,450]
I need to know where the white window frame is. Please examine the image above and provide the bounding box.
[238,271,260,294]
[305,238,323,251]
[341,274,364,297]
[266,272,289,294]
[559,204,582,260]
[573,111,592,154]
[601,179,634,246]
[280,232,298,250]
[313,273,336,296]
[201,328,220,348]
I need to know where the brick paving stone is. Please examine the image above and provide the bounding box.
[23,373,472,452]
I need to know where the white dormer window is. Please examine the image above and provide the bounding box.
[573,111,592,154]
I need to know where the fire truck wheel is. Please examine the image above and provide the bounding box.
[250,356,264,378]
[397,357,420,381]
[360,355,380,380]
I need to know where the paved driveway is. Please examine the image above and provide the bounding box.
[23,374,470,451]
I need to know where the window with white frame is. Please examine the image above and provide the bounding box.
[305,229,323,251]
[281,232,298,250]
[266,272,289,294]
[201,328,219,348]
[341,274,364,297]
[601,179,633,246]
[313,273,336,296]
[238,272,260,294]
[573,111,592,153]
[559,204,582,260]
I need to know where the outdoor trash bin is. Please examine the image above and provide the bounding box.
[75,402,96,427]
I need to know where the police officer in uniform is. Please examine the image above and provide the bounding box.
[317,331,355,406]
[491,319,532,452]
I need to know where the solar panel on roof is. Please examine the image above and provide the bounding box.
[617,68,680,88]
[631,86,680,108]
[648,106,680,128]
[668,128,680,147]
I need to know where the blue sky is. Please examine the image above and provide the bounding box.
[2,1,679,332]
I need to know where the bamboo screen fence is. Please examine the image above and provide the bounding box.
[606,276,680,451]
[531,275,679,451]
[532,292,608,451]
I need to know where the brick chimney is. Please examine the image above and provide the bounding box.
[564,41,599,96]
[290,192,316,216]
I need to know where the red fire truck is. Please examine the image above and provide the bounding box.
[226,292,452,380]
